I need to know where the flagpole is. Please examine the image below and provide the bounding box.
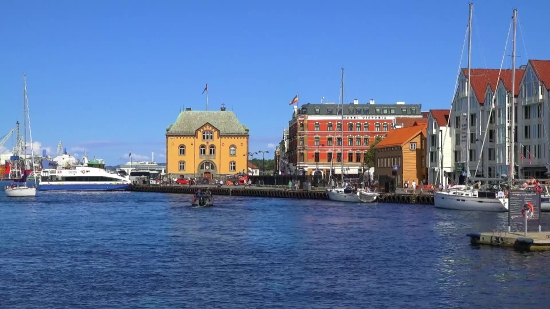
[206,87,209,111]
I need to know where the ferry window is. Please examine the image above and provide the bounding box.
[229,161,236,171]
[229,145,237,156]
[200,145,206,155]
[202,130,213,140]
[178,145,185,156]
[209,145,216,155]
[179,161,185,171]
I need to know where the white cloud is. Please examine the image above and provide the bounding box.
[267,143,276,149]
[26,141,52,156]
[0,145,8,154]
[156,153,166,159]
[126,153,151,161]
[70,147,87,153]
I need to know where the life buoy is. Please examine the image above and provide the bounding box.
[81,170,85,174]
[522,202,534,219]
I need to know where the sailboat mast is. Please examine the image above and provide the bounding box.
[23,74,27,163]
[509,9,517,182]
[340,68,345,182]
[466,3,472,181]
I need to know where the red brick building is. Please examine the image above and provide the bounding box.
[285,101,425,177]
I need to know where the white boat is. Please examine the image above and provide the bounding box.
[6,74,37,198]
[434,185,508,212]
[327,187,379,203]
[39,163,131,191]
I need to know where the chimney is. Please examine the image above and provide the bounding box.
[519,65,527,70]
[369,99,375,104]
[220,103,226,111]
[185,107,192,111]
[353,99,359,105]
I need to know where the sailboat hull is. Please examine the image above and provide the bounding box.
[5,185,37,197]
[434,191,507,212]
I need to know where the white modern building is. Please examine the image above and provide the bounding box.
[426,109,452,186]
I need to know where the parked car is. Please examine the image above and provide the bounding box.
[176,178,190,185]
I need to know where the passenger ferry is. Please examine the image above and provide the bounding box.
[38,156,131,191]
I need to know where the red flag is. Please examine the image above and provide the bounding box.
[520,153,524,163]
[530,153,533,165]
[202,83,208,94]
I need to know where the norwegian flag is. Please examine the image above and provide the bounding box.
[520,153,525,163]
[530,153,533,165]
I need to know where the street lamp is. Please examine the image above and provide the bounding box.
[248,152,256,175]
[257,150,269,175]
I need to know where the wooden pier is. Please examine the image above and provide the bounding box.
[130,185,435,205]
[467,232,550,251]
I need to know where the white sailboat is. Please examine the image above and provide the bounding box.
[434,4,514,212]
[6,74,37,197]
[326,68,379,203]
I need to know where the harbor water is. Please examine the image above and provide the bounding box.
[1,192,550,308]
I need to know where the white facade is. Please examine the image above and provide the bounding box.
[517,62,549,179]
[426,111,452,186]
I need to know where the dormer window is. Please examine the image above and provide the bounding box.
[327,108,333,114]
[202,130,213,140]
[315,107,320,114]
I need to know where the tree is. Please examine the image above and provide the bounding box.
[363,136,383,168]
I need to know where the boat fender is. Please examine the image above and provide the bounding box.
[522,202,534,219]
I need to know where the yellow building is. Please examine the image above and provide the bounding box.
[166,105,249,179]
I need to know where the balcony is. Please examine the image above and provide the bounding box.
[199,154,216,159]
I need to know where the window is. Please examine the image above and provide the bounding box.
[229,145,237,156]
[314,136,320,146]
[229,161,236,171]
[327,152,333,162]
[315,107,320,114]
[314,122,320,131]
[356,123,361,131]
[327,123,333,131]
[348,152,353,162]
[488,148,495,160]
[375,123,380,131]
[337,137,342,146]
[178,161,185,171]
[336,153,342,162]
[178,145,185,156]
[348,123,353,131]
[364,123,369,131]
[200,161,214,170]
[356,137,361,146]
[327,137,333,146]
[314,152,319,162]
[356,153,362,162]
[299,152,304,162]
[336,122,342,131]
[390,108,396,114]
[383,123,388,131]
[410,142,417,150]
[299,123,304,131]
[383,108,388,114]
[430,151,435,163]
[209,145,215,155]
[421,156,425,167]
[348,137,353,146]
[200,145,206,155]
[327,108,333,114]
[489,130,494,143]
[364,136,369,146]
[202,130,213,140]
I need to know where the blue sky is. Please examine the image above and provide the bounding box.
[0,0,547,164]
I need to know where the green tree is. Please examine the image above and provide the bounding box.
[363,136,383,168]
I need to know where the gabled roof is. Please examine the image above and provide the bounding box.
[395,117,427,128]
[461,68,525,105]
[166,110,249,135]
[248,161,259,169]
[429,109,450,127]
[374,124,427,149]
[529,60,550,88]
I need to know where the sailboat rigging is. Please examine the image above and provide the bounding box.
[434,3,511,212]
[5,74,38,197]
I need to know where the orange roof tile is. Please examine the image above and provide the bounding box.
[375,124,427,148]
[529,60,550,88]
[461,68,525,105]
[429,109,450,127]
[395,117,427,128]
[248,161,259,169]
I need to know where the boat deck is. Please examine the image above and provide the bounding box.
[467,231,550,251]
